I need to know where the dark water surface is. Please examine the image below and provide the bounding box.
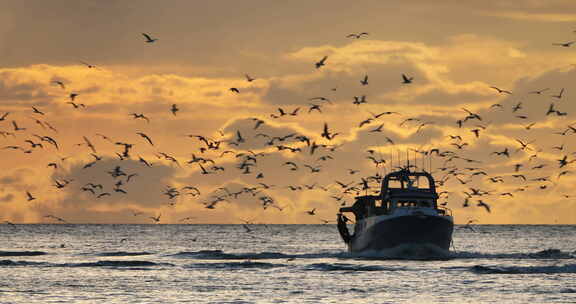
[0,224,575,303]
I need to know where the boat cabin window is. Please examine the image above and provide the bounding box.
[388,175,431,190]
[396,200,432,208]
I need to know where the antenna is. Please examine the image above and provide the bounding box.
[406,149,409,170]
[421,152,425,172]
[420,154,425,172]
[417,150,420,172]
[376,145,385,177]
[389,150,393,172]
[414,149,417,171]
[390,150,393,171]
[429,153,433,174]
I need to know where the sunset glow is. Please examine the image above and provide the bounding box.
[2,1,576,224]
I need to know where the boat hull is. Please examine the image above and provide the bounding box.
[349,215,454,253]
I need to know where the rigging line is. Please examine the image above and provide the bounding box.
[377,140,385,178]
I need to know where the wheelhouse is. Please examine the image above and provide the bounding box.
[340,169,447,220]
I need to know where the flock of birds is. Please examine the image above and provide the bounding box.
[1,30,576,228]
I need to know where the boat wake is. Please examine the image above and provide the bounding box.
[304,263,404,272]
[169,250,340,260]
[351,243,452,260]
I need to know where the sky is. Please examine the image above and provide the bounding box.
[1,0,576,224]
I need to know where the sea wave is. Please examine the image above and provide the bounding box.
[560,288,576,293]
[169,250,340,260]
[66,260,171,268]
[0,259,170,268]
[470,264,576,274]
[0,260,48,266]
[0,251,47,257]
[453,248,575,260]
[92,251,153,257]
[304,263,403,272]
[184,261,284,270]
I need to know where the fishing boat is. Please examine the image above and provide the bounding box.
[337,168,453,253]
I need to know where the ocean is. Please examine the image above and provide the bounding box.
[0,224,575,303]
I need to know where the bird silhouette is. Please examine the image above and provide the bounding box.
[346,32,369,39]
[315,56,328,69]
[136,132,154,146]
[309,96,331,103]
[308,104,322,113]
[401,74,413,84]
[552,41,575,47]
[11,121,26,132]
[44,215,67,223]
[138,156,152,167]
[170,104,179,115]
[245,74,255,82]
[476,200,491,213]
[26,191,36,201]
[321,123,339,140]
[551,88,565,99]
[80,61,96,68]
[131,113,150,123]
[0,112,9,121]
[142,33,158,43]
[515,139,533,152]
[52,81,65,89]
[82,136,97,153]
[31,107,45,115]
[353,95,367,105]
[149,214,161,223]
[369,124,384,133]
[528,88,549,94]
[490,86,512,94]
[66,102,86,109]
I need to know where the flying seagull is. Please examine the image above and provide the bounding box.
[32,106,45,115]
[360,74,368,86]
[26,191,36,201]
[490,86,512,94]
[315,56,328,69]
[80,61,96,69]
[346,32,369,39]
[401,74,413,84]
[142,33,158,43]
[245,74,255,82]
[170,104,179,115]
[552,41,575,47]
[52,81,65,90]
[83,136,97,153]
[136,132,154,146]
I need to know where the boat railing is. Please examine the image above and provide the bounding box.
[437,206,452,217]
